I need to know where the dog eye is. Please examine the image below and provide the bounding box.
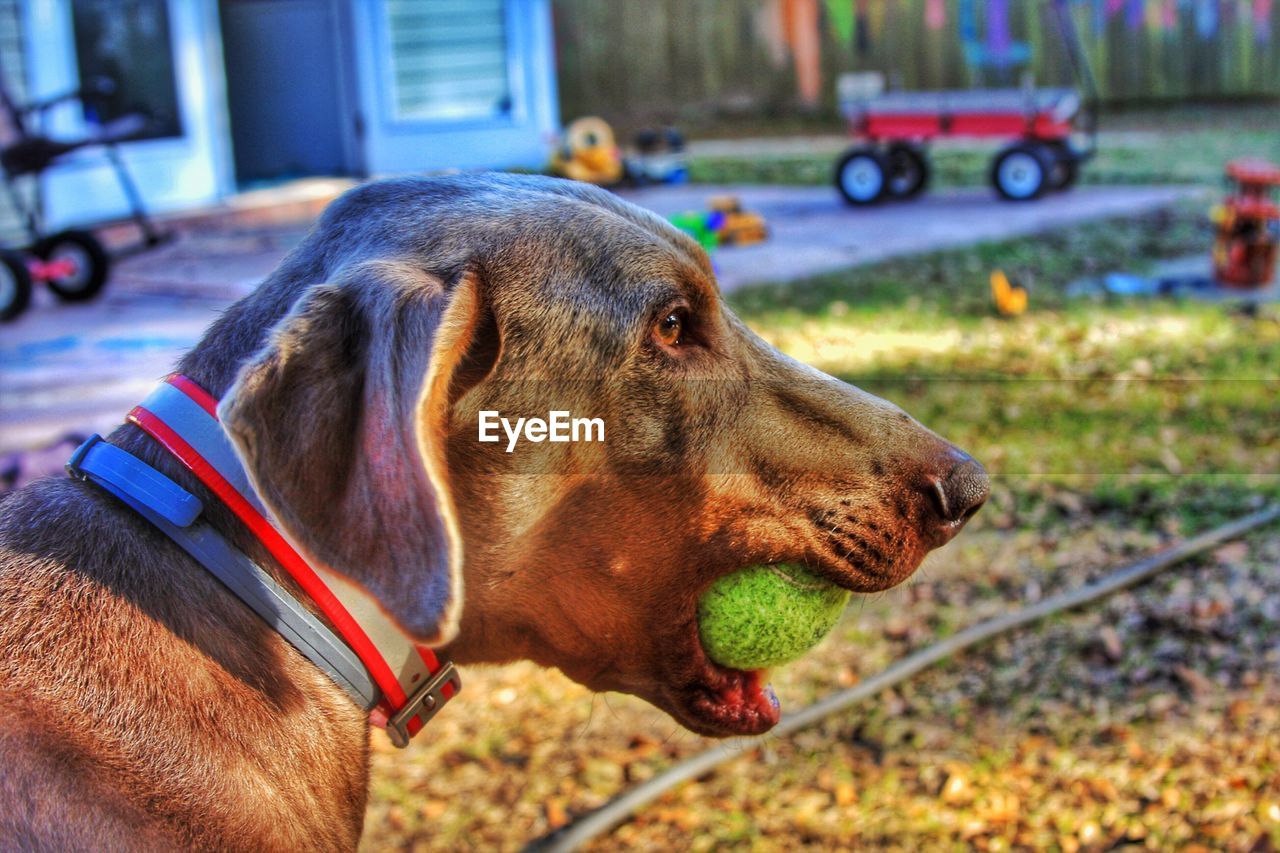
[655,312,684,347]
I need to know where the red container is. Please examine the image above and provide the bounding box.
[1213,159,1280,288]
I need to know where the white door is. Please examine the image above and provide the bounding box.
[22,0,232,229]
[349,0,558,175]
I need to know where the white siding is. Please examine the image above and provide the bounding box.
[384,0,512,122]
[0,0,31,244]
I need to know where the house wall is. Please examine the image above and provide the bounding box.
[7,0,558,234]
[0,1,23,102]
[0,0,31,243]
[21,0,233,230]
[351,0,559,175]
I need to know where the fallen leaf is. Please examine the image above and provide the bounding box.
[1173,665,1216,698]
[884,618,911,640]
[960,817,987,839]
[653,806,698,831]
[1099,626,1123,662]
[1088,778,1118,801]
[980,792,1021,824]
[942,771,973,805]
[544,799,568,830]
[1053,491,1085,514]
[418,800,447,821]
[1213,541,1249,565]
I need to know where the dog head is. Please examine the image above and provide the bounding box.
[218,173,987,737]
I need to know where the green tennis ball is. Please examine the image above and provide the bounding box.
[697,564,851,671]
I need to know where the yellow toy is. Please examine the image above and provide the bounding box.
[706,195,768,246]
[990,269,1027,316]
[550,117,624,186]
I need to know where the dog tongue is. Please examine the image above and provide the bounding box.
[723,669,781,723]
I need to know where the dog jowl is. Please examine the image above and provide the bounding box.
[0,173,985,847]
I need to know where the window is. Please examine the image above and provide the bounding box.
[69,0,182,139]
[384,0,513,123]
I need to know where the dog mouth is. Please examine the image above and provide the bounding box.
[668,623,782,737]
[663,548,909,738]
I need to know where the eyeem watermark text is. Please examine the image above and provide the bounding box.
[478,410,605,453]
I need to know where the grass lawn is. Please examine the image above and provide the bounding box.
[731,202,1280,520]
[361,203,1280,850]
[687,103,1280,190]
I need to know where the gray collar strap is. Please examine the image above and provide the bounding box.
[68,434,380,709]
[116,375,460,748]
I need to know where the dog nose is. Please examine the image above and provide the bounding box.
[926,453,989,531]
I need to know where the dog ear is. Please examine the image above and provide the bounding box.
[218,261,491,646]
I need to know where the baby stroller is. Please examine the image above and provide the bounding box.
[0,64,169,321]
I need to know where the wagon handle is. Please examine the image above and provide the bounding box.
[1049,0,1099,159]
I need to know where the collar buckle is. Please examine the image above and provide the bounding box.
[386,661,462,748]
[65,434,103,481]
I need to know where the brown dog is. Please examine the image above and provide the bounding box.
[0,173,986,849]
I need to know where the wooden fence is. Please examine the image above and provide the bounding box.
[551,0,1280,125]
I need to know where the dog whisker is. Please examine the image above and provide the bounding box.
[574,694,598,742]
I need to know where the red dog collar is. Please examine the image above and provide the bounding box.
[128,375,459,747]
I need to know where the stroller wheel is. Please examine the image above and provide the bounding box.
[0,251,33,322]
[35,230,110,302]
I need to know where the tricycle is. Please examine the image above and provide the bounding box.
[0,67,170,321]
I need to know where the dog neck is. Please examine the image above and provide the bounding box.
[90,372,459,748]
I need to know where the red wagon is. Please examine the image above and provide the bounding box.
[834,0,1097,205]
[835,84,1093,204]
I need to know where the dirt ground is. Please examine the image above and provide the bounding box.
[358,501,1280,851]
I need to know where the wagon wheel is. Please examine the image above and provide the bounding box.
[34,230,110,302]
[0,250,33,322]
[1045,143,1080,192]
[886,144,930,199]
[991,143,1054,201]
[834,147,890,206]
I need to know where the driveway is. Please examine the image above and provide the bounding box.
[1,226,307,458]
[1,183,1200,459]
[619,184,1201,290]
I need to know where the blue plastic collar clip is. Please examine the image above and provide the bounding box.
[66,435,204,527]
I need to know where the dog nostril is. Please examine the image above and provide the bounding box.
[933,457,990,524]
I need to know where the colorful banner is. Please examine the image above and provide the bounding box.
[926,0,946,30]
[825,0,855,43]
[1197,0,1220,36]
[739,0,1276,105]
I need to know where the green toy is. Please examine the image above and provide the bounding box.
[697,563,851,671]
[668,210,724,253]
